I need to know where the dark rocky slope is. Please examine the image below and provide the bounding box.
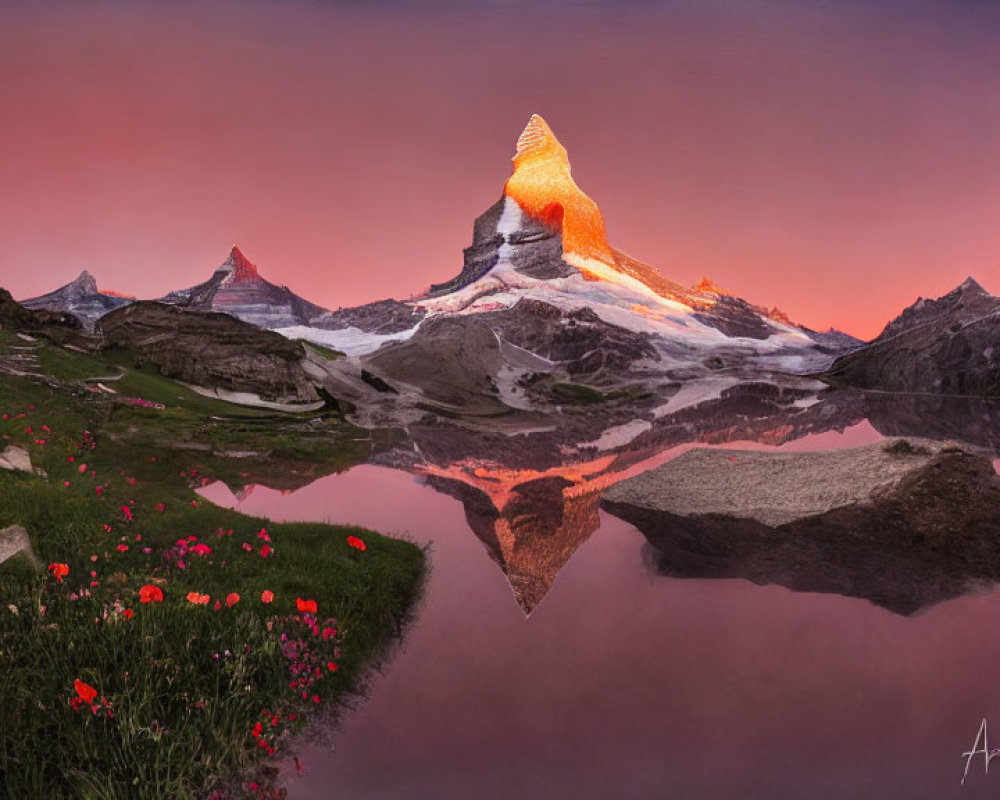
[824,278,1000,395]
[97,302,321,406]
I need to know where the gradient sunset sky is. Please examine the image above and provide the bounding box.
[2,0,999,339]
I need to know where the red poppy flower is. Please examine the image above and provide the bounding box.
[257,528,271,542]
[116,544,129,553]
[296,598,317,614]
[225,593,240,608]
[121,505,133,522]
[346,535,366,552]
[259,544,271,558]
[260,590,274,604]
[190,543,212,556]
[186,592,210,605]
[74,679,97,705]
[47,563,69,583]
[139,585,163,604]
[155,503,165,513]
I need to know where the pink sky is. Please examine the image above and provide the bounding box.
[1,0,999,339]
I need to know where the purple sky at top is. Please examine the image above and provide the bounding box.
[1,0,998,338]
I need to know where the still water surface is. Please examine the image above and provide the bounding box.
[202,421,1000,799]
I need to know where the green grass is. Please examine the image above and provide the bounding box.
[0,337,425,799]
[298,341,345,361]
[550,382,607,405]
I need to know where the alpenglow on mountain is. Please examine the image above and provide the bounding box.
[283,114,861,428]
[158,246,328,329]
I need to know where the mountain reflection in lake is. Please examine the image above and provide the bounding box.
[200,391,1000,799]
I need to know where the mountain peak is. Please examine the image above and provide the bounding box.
[503,114,614,268]
[957,276,986,294]
[512,114,568,168]
[72,270,98,293]
[219,245,259,282]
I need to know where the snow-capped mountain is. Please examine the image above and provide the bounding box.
[159,246,328,329]
[287,115,859,426]
[19,270,133,329]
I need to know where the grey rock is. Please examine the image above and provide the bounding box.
[97,302,321,405]
[311,299,426,334]
[428,196,576,297]
[0,525,38,569]
[602,438,1000,615]
[0,446,32,473]
[362,315,504,411]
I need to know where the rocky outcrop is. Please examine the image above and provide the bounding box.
[311,299,426,334]
[361,315,504,411]
[159,246,328,329]
[428,196,576,296]
[19,271,132,330]
[0,288,83,345]
[0,446,32,473]
[97,302,321,405]
[823,278,1000,395]
[0,526,38,569]
[479,298,659,379]
[602,439,1000,615]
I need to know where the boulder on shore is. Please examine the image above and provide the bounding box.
[602,438,1000,615]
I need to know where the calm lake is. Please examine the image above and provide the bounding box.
[202,414,1000,799]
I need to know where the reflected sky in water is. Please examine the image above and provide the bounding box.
[200,409,1000,798]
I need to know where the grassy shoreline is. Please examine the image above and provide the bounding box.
[0,331,425,799]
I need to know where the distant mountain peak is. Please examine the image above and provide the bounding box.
[503,114,614,268]
[957,276,986,294]
[218,245,259,283]
[71,270,98,294]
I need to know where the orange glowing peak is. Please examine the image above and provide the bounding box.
[503,115,614,267]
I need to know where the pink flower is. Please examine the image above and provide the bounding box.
[242,542,252,552]
[116,544,129,553]
[190,543,212,557]
[259,544,271,559]
[78,463,87,473]
[257,528,271,543]
[121,505,133,522]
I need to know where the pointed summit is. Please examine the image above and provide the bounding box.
[503,114,614,269]
[158,247,328,328]
[20,269,131,329]
[956,276,986,294]
[219,245,259,283]
[71,270,98,294]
